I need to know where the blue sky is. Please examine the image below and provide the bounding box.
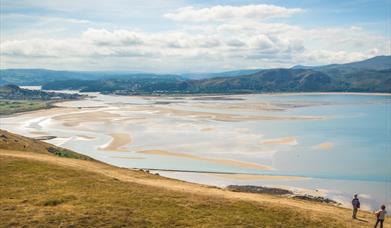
[1,0,390,72]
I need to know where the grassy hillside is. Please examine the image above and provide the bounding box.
[0,156,343,227]
[0,130,92,160]
[0,85,84,115]
[0,130,388,227]
[0,100,50,115]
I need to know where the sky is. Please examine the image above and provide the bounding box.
[0,0,390,73]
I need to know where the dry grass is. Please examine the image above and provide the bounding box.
[0,156,346,227]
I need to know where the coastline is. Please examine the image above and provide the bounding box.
[106,91,391,97]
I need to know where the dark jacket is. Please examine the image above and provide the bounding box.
[352,198,360,208]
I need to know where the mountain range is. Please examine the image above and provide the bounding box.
[1,56,390,93]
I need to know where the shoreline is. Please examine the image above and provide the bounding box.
[34,87,391,97]
[105,91,391,97]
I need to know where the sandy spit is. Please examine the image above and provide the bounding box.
[99,133,132,152]
[314,142,334,150]
[138,150,272,171]
[210,173,308,181]
[260,136,298,145]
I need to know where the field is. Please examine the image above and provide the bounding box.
[0,100,50,115]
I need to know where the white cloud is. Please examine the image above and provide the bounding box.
[82,28,144,46]
[164,4,303,22]
[296,50,369,64]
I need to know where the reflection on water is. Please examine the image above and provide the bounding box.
[1,92,390,210]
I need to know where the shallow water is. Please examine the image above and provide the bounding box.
[1,92,390,210]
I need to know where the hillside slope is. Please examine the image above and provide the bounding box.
[0,129,92,160]
[0,130,388,227]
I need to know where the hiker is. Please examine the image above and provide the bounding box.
[352,194,360,219]
[374,205,387,228]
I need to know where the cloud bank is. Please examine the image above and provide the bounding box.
[0,3,389,72]
[164,4,303,22]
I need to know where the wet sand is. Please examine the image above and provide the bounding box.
[110,156,146,160]
[122,106,325,122]
[211,173,308,181]
[53,111,121,127]
[201,127,215,132]
[77,135,96,140]
[260,136,298,145]
[99,133,132,151]
[314,142,333,150]
[138,150,272,170]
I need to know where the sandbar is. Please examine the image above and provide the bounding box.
[211,173,308,181]
[260,136,298,145]
[138,150,272,170]
[99,133,132,152]
[122,106,325,122]
[314,142,333,150]
[53,111,121,127]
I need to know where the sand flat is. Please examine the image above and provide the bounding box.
[110,156,146,160]
[211,173,308,181]
[122,106,325,122]
[138,150,272,170]
[77,135,96,140]
[99,133,132,152]
[260,136,298,145]
[53,110,121,127]
[201,127,215,132]
[314,142,333,150]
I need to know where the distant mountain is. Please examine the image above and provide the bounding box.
[197,68,391,93]
[3,56,391,93]
[292,56,391,72]
[42,76,186,93]
[182,69,262,80]
[42,67,391,94]
[0,69,184,86]
[0,68,258,85]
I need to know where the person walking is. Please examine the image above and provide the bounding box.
[352,194,360,219]
[374,205,387,228]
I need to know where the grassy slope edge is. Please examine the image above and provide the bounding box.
[0,130,388,227]
[0,100,52,116]
[0,130,92,160]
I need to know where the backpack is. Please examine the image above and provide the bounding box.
[352,199,360,208]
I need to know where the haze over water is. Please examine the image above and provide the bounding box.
[1,91,390,210]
